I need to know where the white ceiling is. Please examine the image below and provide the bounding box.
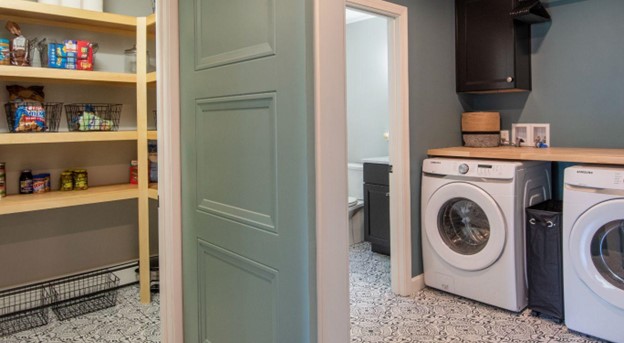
[346,8,376,25]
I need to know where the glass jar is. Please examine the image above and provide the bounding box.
[125,45,153,73]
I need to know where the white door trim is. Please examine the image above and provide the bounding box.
[315,0,412,341]
[157,0,184,342]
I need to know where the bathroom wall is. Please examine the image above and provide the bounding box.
[386,0,463,276]
[346,16,390,163]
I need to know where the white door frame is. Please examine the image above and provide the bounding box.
[159,0,414,342]
[315,0,414,341]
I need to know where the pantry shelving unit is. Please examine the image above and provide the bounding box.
[0,3,156,304]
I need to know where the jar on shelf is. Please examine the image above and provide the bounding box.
[124,45,154,73]
[73,169,88,190]
[19,169,33,194]
[60,171,73,191]
[130,160,139,184]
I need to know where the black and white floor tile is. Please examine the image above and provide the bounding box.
[2,285,160,343]
[350,242,608,343]
[2,243,611,342]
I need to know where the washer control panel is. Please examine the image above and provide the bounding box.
[565,165,624,190]
[423,158,518,179]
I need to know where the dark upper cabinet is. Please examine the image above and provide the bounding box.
[456,0,531,93]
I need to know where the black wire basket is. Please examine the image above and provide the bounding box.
[65,103,122,132]
[49,270,120,321]
[4,102,63,133]
[0,284,51,337]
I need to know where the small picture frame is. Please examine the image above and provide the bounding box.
[512,123,551,148]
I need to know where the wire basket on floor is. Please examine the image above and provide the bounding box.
[0,284,51,337]
[49,270,120,321]
[4,102,63,133]
[65,103,122,132]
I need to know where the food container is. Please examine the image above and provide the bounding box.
[33,175,47,194]
[65,104,122,131]
[130,160,138,184]
[0,39,10,66]
[19,169,33,194]
[60,171,73,191]
[4,102,64,133]
[73,169,88,190]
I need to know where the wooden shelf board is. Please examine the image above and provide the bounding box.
[0,65,136,85]
[148,183,158,200]
[146,13,156,33]
[427,146,624,165]
[0,0,137,35]
[147,131,157,140]
[0,131,138,145]
[0,184,138,215]
[146,72,157,84]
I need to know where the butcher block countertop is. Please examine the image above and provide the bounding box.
[427,146,624,165]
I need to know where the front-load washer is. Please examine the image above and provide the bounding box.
[422,158,551,312]
[563,165,624,343]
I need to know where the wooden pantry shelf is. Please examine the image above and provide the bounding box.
[0,0,137,36]
[148,183,158,200]
[147,72,157,84]
[147,131,157,140]
[0,65,136,85]
[146,13,156,33]
[427,146,624,165]
[0,184,138,215]
[0,131,138,145]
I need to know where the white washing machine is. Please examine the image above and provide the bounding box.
[563,165,624,343]
[422,158,551,312]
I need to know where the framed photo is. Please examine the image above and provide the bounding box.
[512,123,550,148]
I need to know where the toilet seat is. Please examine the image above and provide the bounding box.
[348,196,358,207]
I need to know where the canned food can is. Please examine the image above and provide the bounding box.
[60,171,73,191]
[0,180,6,198]
[33,175,47,194]
[0,162,6,182]
[73,169,88,190]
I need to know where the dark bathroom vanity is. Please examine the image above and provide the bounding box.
[363,162,391,255]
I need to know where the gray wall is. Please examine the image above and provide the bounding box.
[462,0,624,198]
[347,17,390,163]
[386,0,463,276]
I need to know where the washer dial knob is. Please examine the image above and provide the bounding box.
[458,163,470,175]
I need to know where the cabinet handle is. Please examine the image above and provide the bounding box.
[529,218,536,225]
[506,76,514,83]
[385,192,390,197]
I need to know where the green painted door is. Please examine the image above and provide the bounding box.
[180,0,314,342]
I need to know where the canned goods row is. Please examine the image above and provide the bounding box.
[0,162,5,198]
[60,169,88,191]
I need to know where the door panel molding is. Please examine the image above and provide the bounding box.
[198,239,278,343]
[195,93,278,233]
[194,0,276,70]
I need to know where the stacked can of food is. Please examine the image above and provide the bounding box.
[0,162,6,198]
[32,173,51,194]
[73,169,88,190]
[60,169,88,191]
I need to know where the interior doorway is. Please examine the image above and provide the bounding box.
[345,0,413,296]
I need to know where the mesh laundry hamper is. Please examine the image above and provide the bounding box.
[526,200,564,322]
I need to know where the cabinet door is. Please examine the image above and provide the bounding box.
[364,184,390,255]
[456,0,531,93]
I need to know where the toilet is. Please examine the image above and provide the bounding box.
[348,163,365,245]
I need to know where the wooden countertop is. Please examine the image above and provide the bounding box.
[427,146,624,165]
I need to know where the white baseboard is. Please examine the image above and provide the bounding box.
[410,274,425,294]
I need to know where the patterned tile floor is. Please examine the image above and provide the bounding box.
[350,242,608,343]
[2,285,160,343]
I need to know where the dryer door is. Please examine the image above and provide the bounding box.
[569,199,624,310]
[424,182,506,271]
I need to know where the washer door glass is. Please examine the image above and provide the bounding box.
[591,220,624,291]
[569,199,624,310]
[438,198,490,255]
[424,182,506,272]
